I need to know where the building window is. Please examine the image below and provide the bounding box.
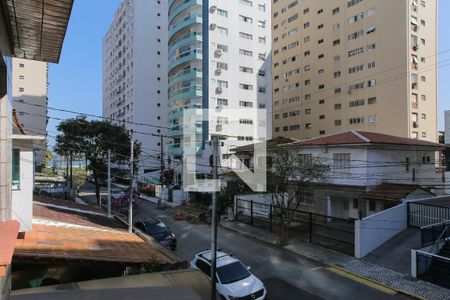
[369,200,376,211]
[19,75,24,80]
[239,15,252,23]
[19,63,24,68]
[218,9,228,17]
[333,153,350,172]
[335,119,342,126]
[239,32,253,40]
[332,7,340,15]
[297,193,314,205]
[368,97,377,104]
[19,87,24,92]
[12,149,20,190]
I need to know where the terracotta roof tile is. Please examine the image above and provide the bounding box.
[286,131,443,148]
[361,183,430,202]
[0,221,20,276]
[14,224,172,264]
[33,203,127,231]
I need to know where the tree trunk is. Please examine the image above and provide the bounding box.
[278,222,290,246]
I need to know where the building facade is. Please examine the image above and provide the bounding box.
[11,58,48,170]
[272,0,438,142]
[167,0,272,159]
[230,130,444,219]
[103,0,168,171]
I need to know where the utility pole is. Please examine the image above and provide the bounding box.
[107,149,111,218]
[128,139,134,233]
[210,135,219,300]
[158,134,164,208]
[69,151,73,191]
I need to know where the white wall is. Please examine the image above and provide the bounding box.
[445,111,450,144]
[292,145,441,187]
[208,0,272,152]
[11,144,34,232]
[11,58,47,167]
[355,203,407,258]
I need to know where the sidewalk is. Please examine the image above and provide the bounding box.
[221,220,450,300]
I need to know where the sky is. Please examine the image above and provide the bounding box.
[47,0,450,147]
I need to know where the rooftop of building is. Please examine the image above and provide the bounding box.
[230,136,298,153]
[361,183,433,202]
[13,199,174,264]
[284,131,444,148]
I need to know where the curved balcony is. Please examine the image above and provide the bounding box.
[168,142,202,155]
[167,124,203,137]
[169,0,202,24]
[169,13,202,40]
[169,69,202,88]
[169,32,202,56]
[169,85,202,103]
[168,50,202,73]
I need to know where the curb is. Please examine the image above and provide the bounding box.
[220,222,425,300]
[330,266,426,300]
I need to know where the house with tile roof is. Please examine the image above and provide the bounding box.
[231,131,444,219]
[11,198,183,290]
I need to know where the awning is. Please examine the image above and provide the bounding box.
[0,0,74,63]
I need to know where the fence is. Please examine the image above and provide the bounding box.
[408,202,450,228]
[415,250,450,289]
[421,221,450,247]
[235,198,355,256]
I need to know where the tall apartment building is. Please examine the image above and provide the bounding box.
[11,58,48,170]
[168,0,272,159]
[445,110,450,144]
[272,0,438,142]
[103,0,168,171]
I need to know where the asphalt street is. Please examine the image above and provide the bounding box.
[78,183,413,300]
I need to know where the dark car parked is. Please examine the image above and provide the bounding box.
[134,218,177,250]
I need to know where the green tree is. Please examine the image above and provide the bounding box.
[267,148,328,246]
[55,116,140,204]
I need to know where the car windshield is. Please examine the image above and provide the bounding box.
[146,222,168,235]
[217,261,251,284]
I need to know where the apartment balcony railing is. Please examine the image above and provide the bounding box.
[169,0,202,24]
[169,13,202,39]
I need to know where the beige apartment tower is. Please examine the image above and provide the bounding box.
[272,0,438,141]
[12,58,48,169]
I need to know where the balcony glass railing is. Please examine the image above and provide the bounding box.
[169,13,202,38]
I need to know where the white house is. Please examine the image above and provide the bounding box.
[230,131,444,219]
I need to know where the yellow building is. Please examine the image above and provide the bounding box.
[271,0,438,141]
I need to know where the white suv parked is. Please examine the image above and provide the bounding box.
[190,250,266,300]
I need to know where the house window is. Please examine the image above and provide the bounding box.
[369,200,376,212]
[333,153,350,172]
[353,199,359,209]
[12,149,20,190]
[297,193,314,205]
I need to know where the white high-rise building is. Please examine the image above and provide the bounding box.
[12,58,48,170]
[103,0,168,171]
[167,0,272,161]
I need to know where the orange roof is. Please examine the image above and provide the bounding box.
[0,221,20,276]
[14,223,172,264]
[361,183,432,202]
[285,131,443,148]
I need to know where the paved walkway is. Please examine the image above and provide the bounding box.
[221,221,450,300]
